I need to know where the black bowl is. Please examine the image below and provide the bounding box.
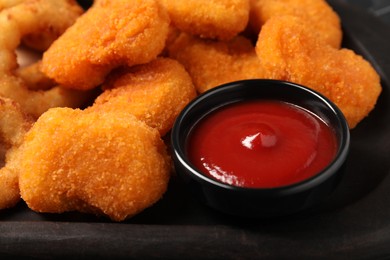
[171,79,350,217]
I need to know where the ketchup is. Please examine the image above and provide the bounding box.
[187,100,338,188]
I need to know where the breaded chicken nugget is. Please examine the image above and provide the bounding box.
[256,16,382,128]
[41,0,170,90]
[0,0,92,118]
[160,25,182,56]
[18,108,171,221]
[159,0,250,40]
[249,0,342,48]
[168,33,266,93]
[92,58,197,136]
[0,97,32,209]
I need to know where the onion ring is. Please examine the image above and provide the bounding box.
[0,0,92,118]
[0,0,83,51]
[0,97,32,209]
[15,61,56,90]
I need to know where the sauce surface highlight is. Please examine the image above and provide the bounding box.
[187,100,338,188]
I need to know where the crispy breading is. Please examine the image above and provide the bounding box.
[168,33,266,93]
[92,58,197,136]
[256,15,382,128]
[159,0,250,40]
[41,0,170,90]
[18,108,171,221]
[249,0,342,48]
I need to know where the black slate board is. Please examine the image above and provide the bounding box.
[1,0,390,259]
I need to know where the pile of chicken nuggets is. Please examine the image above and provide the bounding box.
[0,0,382,221]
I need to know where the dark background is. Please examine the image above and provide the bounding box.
[344,0,390,25]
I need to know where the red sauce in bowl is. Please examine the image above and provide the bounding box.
[187,100,338,188]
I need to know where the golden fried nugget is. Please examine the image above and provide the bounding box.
[41,0,170,90]
[0,97,32,209]
[18,108,171,221]
[256,16,382,128]
[159,0,250,40]
[161,25,182,56]
[249,0,342,48]
[168,33,266,93]
[92,58,197,136]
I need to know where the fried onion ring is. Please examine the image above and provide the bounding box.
[0,0,93,118]
[1,0,83,51]
[0,97,32,209]
[15,61,56,90]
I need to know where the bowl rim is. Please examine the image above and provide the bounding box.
[171,79,350,196]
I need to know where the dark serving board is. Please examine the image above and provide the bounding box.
[1,0,390,259]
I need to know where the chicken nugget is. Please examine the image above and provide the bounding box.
[159,0,250,40]
[41,0,170,90]
[256,16,382,128]
[92,58,197,136]
[168,33,266,93]
[18,108,171,221]
[249,0,342,48]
